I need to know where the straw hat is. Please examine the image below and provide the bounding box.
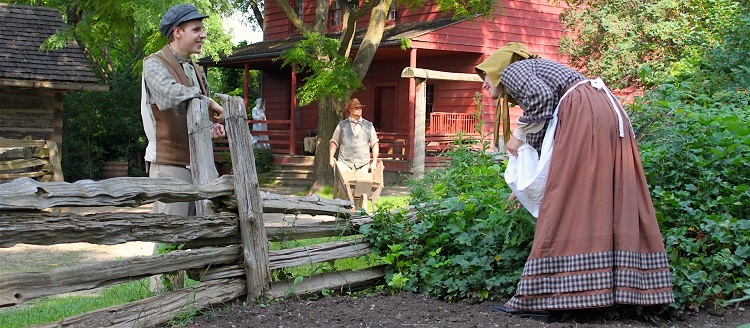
[346,98,365,110]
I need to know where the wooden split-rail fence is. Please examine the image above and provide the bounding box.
[0,95,385,327]
[0,137,63,183]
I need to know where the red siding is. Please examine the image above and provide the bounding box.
[262,73,290,121]
[259,0,568,150]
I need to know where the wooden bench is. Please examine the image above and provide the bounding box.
[378,133,408,161]
[425,133,481,155]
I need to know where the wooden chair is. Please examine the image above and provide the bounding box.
[333,161,385,213]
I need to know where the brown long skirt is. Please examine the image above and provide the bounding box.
[505,82,675,310]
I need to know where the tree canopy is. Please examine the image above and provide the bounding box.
[559,0,747,89]
[8,0,235,82]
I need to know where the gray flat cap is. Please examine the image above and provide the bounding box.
[159,4,208,38]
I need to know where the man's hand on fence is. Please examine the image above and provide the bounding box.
[211,123,226,139]
[207,97,224,122]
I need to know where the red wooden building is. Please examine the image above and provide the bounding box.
[202,0,567,182]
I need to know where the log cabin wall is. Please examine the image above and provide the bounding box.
[0,87,63,145]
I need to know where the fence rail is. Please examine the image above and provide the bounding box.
[0,137,63,182]
[0,95,383,328]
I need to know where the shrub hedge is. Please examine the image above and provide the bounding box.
[364,31,750,313]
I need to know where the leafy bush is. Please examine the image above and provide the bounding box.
[216,147,275,175]
[636,100,750,313]
[630,15,750,312]
[362,146,536,302]
[560,0,746,89]
[63,68,146,181]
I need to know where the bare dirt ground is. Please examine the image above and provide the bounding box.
[2,184,748,328]
[180,293,749,328]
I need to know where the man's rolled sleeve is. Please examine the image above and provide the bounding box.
[330,125,341,146]
[368,128,379,148]
[143,58,202,111]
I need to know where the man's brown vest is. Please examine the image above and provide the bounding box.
[148,46,208,167]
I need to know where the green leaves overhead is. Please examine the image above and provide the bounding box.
[6,0,234,81]
[277,32,363,107]
[400,0,495,19]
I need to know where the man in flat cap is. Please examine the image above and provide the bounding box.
[329,98,381,205]
[139,3,225,292]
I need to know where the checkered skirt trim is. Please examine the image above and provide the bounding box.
[614,250,670,270]
[505,290,675,310]
[522,250,670,276]
[515,270,672,295]
[507,250,674,310]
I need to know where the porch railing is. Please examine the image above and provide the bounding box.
[247,119,294,154]
[215,112,482,162]
[428,112,478,135]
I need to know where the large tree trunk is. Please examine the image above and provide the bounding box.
[308,97,343,195]
[307,0,394,195]
[350,0,393,77]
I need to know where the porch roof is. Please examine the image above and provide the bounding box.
[199,16,477,70]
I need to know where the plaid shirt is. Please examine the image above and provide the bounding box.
[142,47,207,112]
[501,58,585,150]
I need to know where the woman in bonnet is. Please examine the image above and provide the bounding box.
[251,98,269,149]
[476,42,674,316]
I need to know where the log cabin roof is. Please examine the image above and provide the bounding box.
[200,16,473,69]
[0,3,108,91]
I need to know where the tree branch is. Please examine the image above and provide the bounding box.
[274,0,312,34]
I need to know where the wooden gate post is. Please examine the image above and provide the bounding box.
[413,78,426,179]
[401,67,485,178]
[187,98,218,216]
[217,94,270,302]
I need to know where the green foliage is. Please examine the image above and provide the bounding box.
[276,32,363,107]
[630,12,750,313]
[362,147,536,302]
[8,0,234,80]
[560,0,746,89]
[216,147,275,175]
[637,103,750,313]
[399,0,496,19]
[62,68,147,181]
[208,41,262,100]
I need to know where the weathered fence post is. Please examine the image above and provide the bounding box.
[187,98,218,216]
[217,93,270,302]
